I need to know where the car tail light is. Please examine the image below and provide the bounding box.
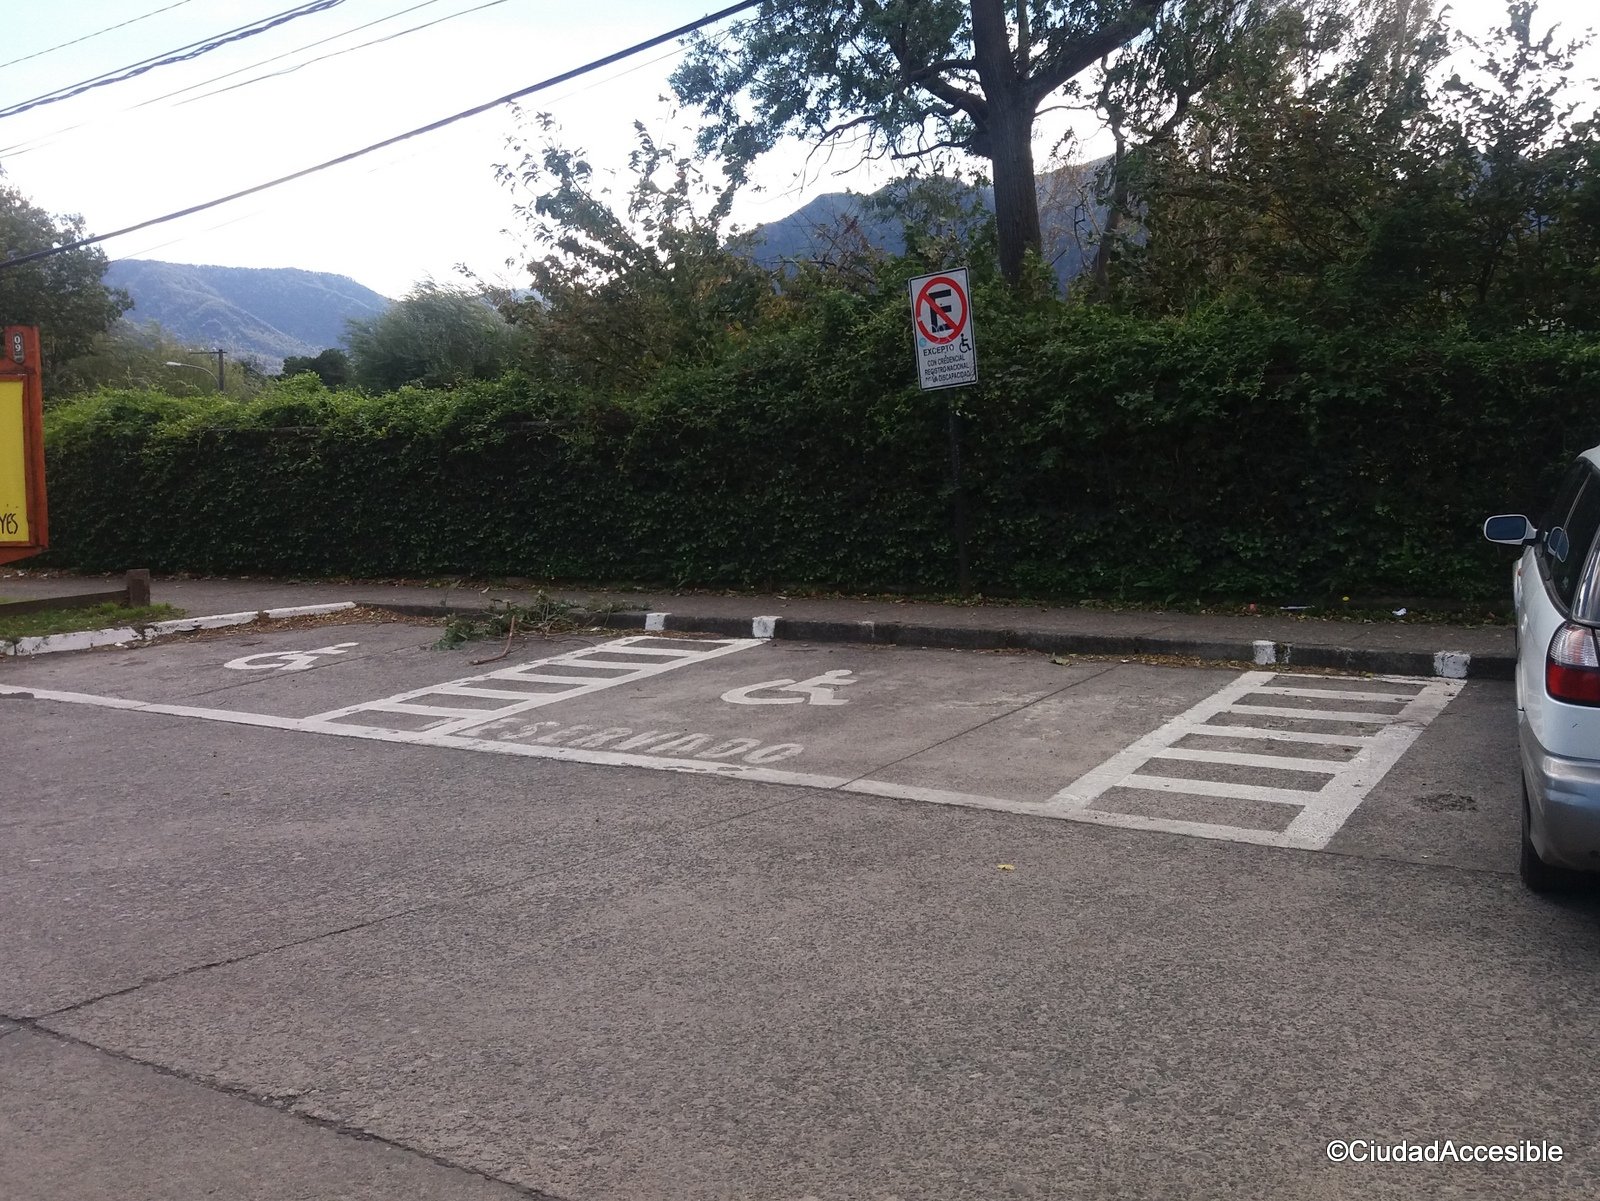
[1547,623,1600,706]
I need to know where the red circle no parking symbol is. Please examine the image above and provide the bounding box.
[914,275,969,345]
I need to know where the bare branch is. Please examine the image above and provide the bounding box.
[887,18,987,120]
[890,139,968,159]
[904,57,979,82]
[1026,0,1164,108]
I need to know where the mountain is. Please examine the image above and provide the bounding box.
[103,260,392,371]
[742,164,1110,288]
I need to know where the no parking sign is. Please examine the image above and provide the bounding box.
[909,267,977,390]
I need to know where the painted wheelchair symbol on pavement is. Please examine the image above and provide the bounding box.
[721,669,856,706]
[225,642,359,673]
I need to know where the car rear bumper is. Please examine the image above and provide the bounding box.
[1521,718,1600,871]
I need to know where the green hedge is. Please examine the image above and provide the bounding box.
[39,299,1600,600]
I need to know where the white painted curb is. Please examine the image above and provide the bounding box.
[2,602,357,657]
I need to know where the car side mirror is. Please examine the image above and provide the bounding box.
[1483,514,1537,546]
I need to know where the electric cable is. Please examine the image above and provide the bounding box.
[0,1,350,120]
[174,0,514,107]
[0,0,202,71]
[0,0,453,158]
[0,0,763,272]
[109,33,712,263]
[144,0,452,108]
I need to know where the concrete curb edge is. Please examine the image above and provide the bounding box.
[1,602,358,657]
[362,602,1514,681]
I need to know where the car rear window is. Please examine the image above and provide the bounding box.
[1547,469,1600,612]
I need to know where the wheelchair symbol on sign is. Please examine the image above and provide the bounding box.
[721,669,856,706]
[224,642,359,673]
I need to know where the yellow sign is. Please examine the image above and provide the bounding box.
[0,379,29,543]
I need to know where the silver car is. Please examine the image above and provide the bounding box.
[1485,445,1600,892]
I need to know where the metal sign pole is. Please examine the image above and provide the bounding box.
[947,393,971,596]
[909,267,978,595]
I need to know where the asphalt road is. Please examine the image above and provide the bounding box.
[3,621,1596,1200]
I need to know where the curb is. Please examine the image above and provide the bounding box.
[362,602,1514,681]
[1,603,357,657]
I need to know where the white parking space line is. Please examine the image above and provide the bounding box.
[1,657,1461,855]
[1044,670,1463,849]
[1224,704,1401,724]
[305,636,764,736]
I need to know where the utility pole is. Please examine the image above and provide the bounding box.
[212,348,225,393]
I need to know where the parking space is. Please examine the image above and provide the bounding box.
[2,622,1482,856]
[9,618,1593,1201]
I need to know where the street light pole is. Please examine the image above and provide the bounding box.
[163,349,225,392]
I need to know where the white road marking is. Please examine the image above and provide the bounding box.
[1,662,1459,853]
[306,635,763,736]
[1045,670,1462,849]
[721,669,856,706]
[0,680,1084,823]
[224,642,359,672]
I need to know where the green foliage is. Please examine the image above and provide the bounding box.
[1100,0,1600,331]
[280,348,352,388]
[490,115,771,394]
[345,282,527,391]
[37,300,1598,603]
[49,322,270,403]
[434,594,594,649]
[0,177,131,390]
[670,0,1192,282]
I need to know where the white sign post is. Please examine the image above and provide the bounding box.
[909,267,977,390]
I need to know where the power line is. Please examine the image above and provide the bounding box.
[0,0,203,71]
[0,1,762,273]
[110,34,712,262]
[0,1,350,120]
[0,0,453,158]
[143,0,453,109]
[175,0,515,108]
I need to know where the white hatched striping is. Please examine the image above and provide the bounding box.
[1044,670,1463,849]
[306,635,763,736]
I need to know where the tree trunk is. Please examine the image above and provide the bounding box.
[970,0,1042,287]
[987,101,1043,287]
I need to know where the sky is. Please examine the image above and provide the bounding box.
[1,0,1596,299]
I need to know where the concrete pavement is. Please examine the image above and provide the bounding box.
[0,570,1516,676]
[3,608,1589,1201]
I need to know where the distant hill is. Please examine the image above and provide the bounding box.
[742,164,1109,288]
[104,260,391,371]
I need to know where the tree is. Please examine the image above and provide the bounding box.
[490,115,771,392]
[0,178,131,389]
[671,0,1263,285]
[1097,0,1600,331]
[345,282,526,391]
[280,347,352,388]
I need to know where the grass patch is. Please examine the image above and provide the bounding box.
[0,602,181,642]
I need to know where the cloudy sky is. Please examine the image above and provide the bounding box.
[1,0,1594,298]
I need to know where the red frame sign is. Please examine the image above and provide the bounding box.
[0,325,49,565]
